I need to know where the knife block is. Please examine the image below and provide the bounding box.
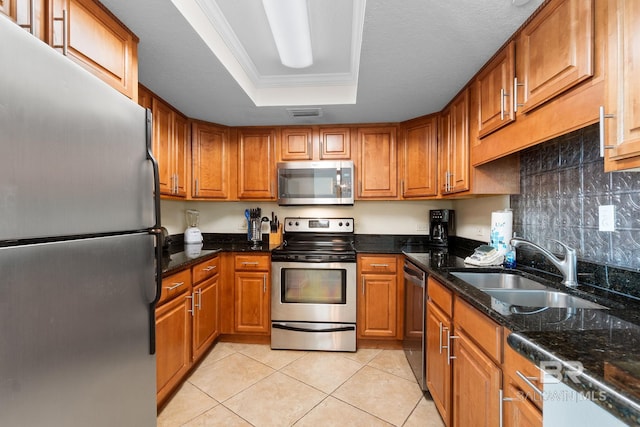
[269,224,283,247]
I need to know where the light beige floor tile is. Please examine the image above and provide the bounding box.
[368,349,417,382]
[182,404,252,427]
[403,397,445,427]
[294,396,393,427]
[189,352,275,402]
[197,342,238,369]
[333,366,424,426]
[281,351,363,393]
[224,371,327,427]
[341,347,382,365]
[238,343,308,370]
[157,382,218,427]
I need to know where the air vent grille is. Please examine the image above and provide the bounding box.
[287,107,323,118]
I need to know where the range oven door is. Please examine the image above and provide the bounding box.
[271,261,357,352]
[271,261,356,323]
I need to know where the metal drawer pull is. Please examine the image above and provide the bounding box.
[203,265,217,271]
[446,329,459,365]
[242,261,260,266]
[499,389,517,427]
[186,294,194,316]
[515,370,543,397]
[165,281,185,291]
[196,289,202,310]
[370,263,389,267]
[513,77,524,112]
[599,106,615,157]
[500,88,509,120]
[263,274,267,293]
[438,322,444,354]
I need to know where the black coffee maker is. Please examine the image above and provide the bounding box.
[430,209,455,246]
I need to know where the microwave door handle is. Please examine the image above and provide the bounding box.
[336,168,342,198]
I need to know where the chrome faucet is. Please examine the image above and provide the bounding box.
[509,238,578,288]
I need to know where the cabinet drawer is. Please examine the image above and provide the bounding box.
[159,269,191,305]
[504,331,544,410]
[428,277,453,317]
[454,296,502,363]
[234,254,270,271]
[359,255,397,274]
[192,255,220,284]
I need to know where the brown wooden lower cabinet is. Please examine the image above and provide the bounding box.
[234,254,271,334]
[503,379,543,427]
[155,289,191,406]
[426,300,452,426]
[192,274,219,361]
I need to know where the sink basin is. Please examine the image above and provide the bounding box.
[450,272,549,290]
[484,289,607,309]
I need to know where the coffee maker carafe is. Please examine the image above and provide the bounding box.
[430,209,455,246]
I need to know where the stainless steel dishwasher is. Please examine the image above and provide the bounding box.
[403,258,428,392]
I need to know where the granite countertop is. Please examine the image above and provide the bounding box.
[404,251,640,426]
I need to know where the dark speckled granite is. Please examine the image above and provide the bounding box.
[404,247,640,426]
[354,234,439,253]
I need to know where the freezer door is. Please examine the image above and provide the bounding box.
[0,234,157,426]
[0,17,154,240]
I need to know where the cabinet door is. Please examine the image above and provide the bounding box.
[50,0,138,99]
[234,271,270,334]
[192,122,230,199]
[155,294,191,404]
[453,330,502,427]
[0,0,14,19]
[426,301,452,427]
[152,98,174,196]
[402,116,438,198]
[319,127,351,159]
[356,127,397,199]
[477,42,515,137]
[14,0,45,39]
[503,380,542,427]
[358,273,397,338]
[280,127,312,161]
[192,275,219,361]
[603,0,640,171]
[440,91,470,195]
[173,113,189,198]
[517,0,594,113]
[236,128,276,199]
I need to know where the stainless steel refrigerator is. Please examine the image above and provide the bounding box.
[0,16,160,426]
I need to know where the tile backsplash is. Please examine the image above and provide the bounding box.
[511,123,640,271]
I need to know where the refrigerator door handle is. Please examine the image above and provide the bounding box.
[146,108,163,355]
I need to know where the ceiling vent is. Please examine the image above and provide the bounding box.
[287,107,323,119]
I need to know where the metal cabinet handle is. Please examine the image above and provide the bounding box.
[186,294,194,316]
[194,178,199,197]
[438,322,444,354]
[370,263,389,268]
[500,88,506,121]
[599,106,615,157]
[165,281,185,291]
[513,77,524,112]
[263,274,267,293]
[196,289,202,310]
[62,9,68,56]
[19,0,36,34]
[203,265,217,272]
[242,261,260,266]
[446,329,459,365]
[498,389,517,427]
[515,370,543,397]
[362,276,365,295]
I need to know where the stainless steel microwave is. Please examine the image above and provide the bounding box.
[277,160,354,205]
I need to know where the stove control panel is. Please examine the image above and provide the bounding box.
[283,217,354,233]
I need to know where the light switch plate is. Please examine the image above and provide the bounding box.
[598,205,616,232]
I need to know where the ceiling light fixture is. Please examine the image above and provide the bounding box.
[262,0,313,68]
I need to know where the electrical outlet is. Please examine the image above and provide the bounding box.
[599,205,615,232]
[416,223,429,231]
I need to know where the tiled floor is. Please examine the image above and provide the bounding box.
[158,342,445,427]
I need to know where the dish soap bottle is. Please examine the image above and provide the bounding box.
[504,247,516,269]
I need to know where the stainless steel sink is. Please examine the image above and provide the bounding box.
[450,272,549,290]
[483,289,607,309]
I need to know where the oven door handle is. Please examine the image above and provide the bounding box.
[272,323,356,333]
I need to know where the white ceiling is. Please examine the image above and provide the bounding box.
[100,0,544,127]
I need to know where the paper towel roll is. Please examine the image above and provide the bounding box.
[490,209,513,255]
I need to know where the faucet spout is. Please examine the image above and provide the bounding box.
[509,238,578,288]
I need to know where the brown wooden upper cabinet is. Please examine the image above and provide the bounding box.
[356,126,397,199]
[236,127,276,200]
[191,121,230,199]
[0,0,13,17]
[49,0,138,99]
[440,89,470,195]
[278,126,351,161]
[1,0,46,39]
[401,114,438,198]
[515,0,594,114]
[476,41,516,137]
[152,97,189,198]
[602,0,640,172]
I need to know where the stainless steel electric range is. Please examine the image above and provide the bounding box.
[271,217,356,352]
